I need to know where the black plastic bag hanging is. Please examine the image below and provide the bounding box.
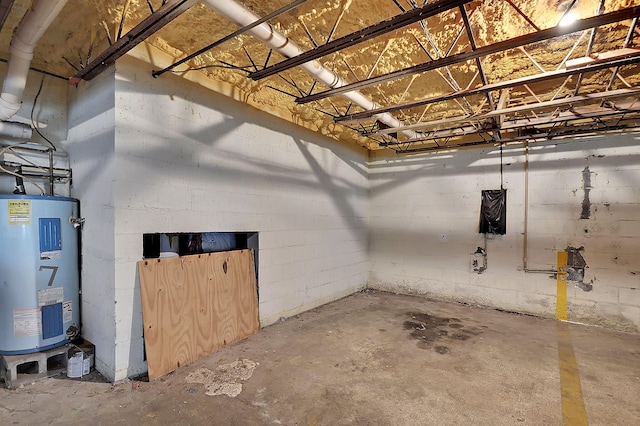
[479,189,507,234]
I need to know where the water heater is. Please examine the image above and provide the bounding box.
[0,195,81,355]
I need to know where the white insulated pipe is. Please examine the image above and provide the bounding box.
[0,120,33,139]
[201,0,416,139]
[0,0,69,121]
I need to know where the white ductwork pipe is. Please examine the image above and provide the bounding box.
[0,0,69,121]
[0,121,33,139]
[201,0,417,139]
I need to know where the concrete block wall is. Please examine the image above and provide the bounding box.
[64,67,117,378]
[369,136,640,332]
[57,54,639,381]
[5,38,637,387]
[110,56,369,380]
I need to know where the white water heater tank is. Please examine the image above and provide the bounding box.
[0,195,81,355]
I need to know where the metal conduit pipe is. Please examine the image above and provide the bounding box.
[201,0,417,140]
[0,0,69,121]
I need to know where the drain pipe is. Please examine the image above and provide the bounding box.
[0,120,33,139]
[0,0,69,121]
[201,0,417,140]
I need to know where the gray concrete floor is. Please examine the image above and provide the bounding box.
[1,290,639,425]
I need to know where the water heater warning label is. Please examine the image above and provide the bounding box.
[38,287,64,306]
[63,301,73,323]
[8,200,31,225]
[14,308,41,337]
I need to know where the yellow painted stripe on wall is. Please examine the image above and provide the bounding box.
[556,250,588,425]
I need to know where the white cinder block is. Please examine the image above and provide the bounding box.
[370,135,640,332]
[64,56,640,382]
[75,56,369,380]
[516,292,556,316]
[570,284,619,304]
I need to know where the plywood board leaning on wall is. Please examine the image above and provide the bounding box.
[138,249,259,379]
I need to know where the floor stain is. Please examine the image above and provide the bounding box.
[449,333,470,341]
[435,346,450,354]
[185,359,258,397]
[403,312,480,353]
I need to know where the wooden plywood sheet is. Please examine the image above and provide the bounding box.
[138,249,259,379]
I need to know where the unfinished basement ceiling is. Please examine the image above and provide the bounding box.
[1,0,639,153]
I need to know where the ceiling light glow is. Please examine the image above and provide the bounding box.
[559,12,578,27]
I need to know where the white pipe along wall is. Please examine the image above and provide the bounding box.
[0,121,32,139]
[0,0,68,121]
[201,0,417,140]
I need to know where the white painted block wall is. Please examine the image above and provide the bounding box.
[58,56,640,381]
[110,57,369,380]
[65,68,117,378]
[369,137,640,332]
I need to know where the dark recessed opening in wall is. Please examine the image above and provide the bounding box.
[142,231,259,281]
